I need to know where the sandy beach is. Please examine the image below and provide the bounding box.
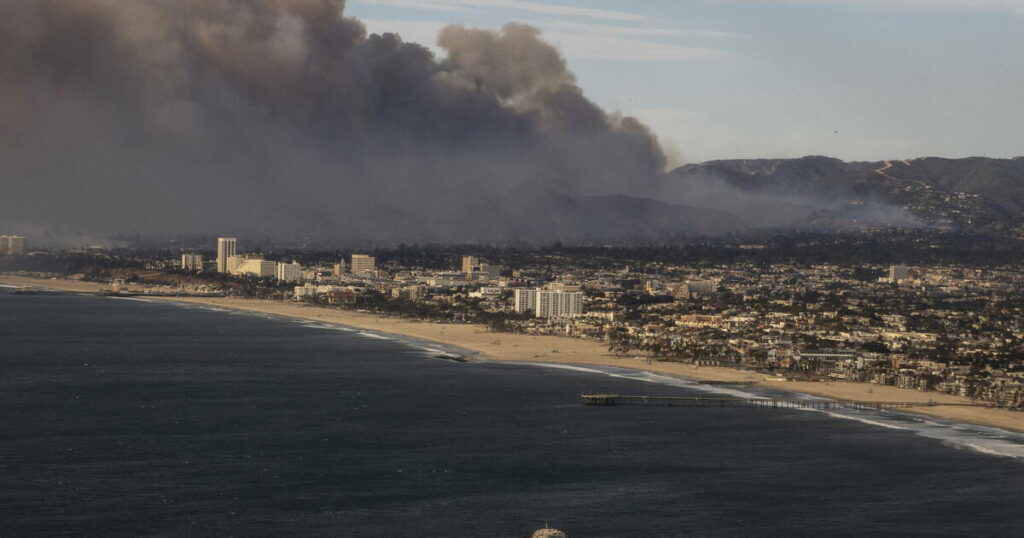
[3,274,1022,433]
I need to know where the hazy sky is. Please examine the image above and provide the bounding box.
[349,0,1024,164]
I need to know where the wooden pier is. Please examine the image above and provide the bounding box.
[581,394,989,410]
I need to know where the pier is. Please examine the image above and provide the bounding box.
[581,394,990,410]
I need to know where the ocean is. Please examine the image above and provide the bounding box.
[1,292,1022,537]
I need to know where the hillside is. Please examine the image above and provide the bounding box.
[663,156,1024,231]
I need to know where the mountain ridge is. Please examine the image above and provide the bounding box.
[663,155,1024,231]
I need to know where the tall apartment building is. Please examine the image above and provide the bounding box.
[350,254,376,274]
[276,261,303,282]
[0,235,25,255]
[514,288,538,314]
[514,288,583,318]
[180,254,203,271]
[332,260,347,277]
[461,256,479,274]
[216,237,237,273]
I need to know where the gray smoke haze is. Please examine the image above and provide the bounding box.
[0,0,680,246]
[656,173,924,230]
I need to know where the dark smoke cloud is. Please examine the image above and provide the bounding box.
[0,0,673,246]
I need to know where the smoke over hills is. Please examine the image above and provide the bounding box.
[5,1,1005,247]
[662,156,1024,232]
[1,0,693,245]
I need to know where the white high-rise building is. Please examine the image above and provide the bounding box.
[180,254,203,271]
[350,254,376,274]
[514,288,583,318]
[461,255,479,274]
[276,261,302,282]
[216,237,237,273]
[0,235,24,255]
[514,288,538,314]
[538,289,583,318]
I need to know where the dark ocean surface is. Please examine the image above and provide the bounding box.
[1,292,1023,537]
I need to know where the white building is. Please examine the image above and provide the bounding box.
[889,265,911,283]
[351,254,376,274]
[515,288,538,314]
[294,283,346,299]
[333,260,347,277]
[226,255,245,274]
[233,257,276,278]
[0,235,25,255]
[674,279,718,299]
[276,261,303,282]
[514,288,583,318]
[180,254,203,271]
[216,237,237,273]
[687,279,718,296]
[0,232,23,254]
[461,255,479,274]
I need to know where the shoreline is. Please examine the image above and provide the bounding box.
[2,274,1022,434]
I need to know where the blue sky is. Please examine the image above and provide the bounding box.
[346,0,1023,164]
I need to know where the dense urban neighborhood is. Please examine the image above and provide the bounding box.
[3,231,1023,409]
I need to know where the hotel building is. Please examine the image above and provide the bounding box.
[216,237,237,273]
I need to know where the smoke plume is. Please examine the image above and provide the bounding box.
[0,0,675,245]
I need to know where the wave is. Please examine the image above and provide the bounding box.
[356,331,393,340]
[107,296,156,303]
[302,323,356,332]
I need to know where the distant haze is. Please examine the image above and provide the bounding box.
[1,0,669,245]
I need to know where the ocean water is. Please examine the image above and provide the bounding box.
[1,293,1022,537]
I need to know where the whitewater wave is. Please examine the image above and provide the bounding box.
[355,331,392,340]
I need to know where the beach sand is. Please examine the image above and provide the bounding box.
[3,274,1022,433]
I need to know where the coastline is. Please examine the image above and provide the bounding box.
[2,274,1022,434]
